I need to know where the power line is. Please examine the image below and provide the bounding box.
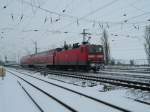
[20,28,102,36]
[62,0,74,13]
[58,0,120,30]
[19,0,122,26]
[2,0,149,39]
[18,0,149,30]
[110,33,143,40]
[129,4,147,13]
[20,0,77,19]
[79,0,119,19]
[123,11,150,22]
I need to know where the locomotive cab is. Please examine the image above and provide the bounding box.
[87,45,104,71]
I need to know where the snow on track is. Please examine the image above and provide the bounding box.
[8,68,150,112]
[0,72,40,112]
[99,70,150,77]
[17,80,72,112]
[9,70,123,112]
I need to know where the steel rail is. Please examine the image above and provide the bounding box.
[45,70,150,91]
[17,80,44,112]
[8,69,131,112]
[10,71,78,112]
[11,67,150,91]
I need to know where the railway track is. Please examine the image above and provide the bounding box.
[12,72,78,112]
[105,66,150,72]
[17,81,44,112]
[9,66,150,92]
[10,66,150,83]
[47,70,150,91]
[24,66,150,82]
[8,69,132,112]
[98,71,150,82]
[103,69,150,74]
[102,67,150,75]
[14,67,150,92]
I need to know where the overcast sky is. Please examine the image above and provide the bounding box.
[0,0,150,62]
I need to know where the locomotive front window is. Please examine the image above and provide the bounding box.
[89,46,103,53]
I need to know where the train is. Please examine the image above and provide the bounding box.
[20,42,104,71]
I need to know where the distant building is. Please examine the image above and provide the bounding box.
[4,61,17,66]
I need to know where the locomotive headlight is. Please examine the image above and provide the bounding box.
[88,55,95,58]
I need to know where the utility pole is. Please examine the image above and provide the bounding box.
[17,54,20,64]
[101,29,110,65]
[33,41,37,54]
[80,29,91,44]
[144,25,150,65]
[4,55,7,63]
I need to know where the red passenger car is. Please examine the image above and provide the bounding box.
[20,43,104,71]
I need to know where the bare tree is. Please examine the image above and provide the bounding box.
[101,29,111,65]
[144,26,150,65]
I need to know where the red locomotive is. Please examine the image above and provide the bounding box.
[20,42,104,71]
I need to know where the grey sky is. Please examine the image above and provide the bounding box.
[0,0,150,62]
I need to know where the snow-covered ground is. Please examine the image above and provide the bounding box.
[100,70,150,77]
[0,72,39,112]
[0,68,150,112]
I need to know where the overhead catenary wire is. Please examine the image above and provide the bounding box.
[0,0,50,42]
[2,0,150,30]
[20,27,144,41]
[20,28,102,36]
[19,0,126,25]
[129,4,148,13]
[58,0,120,30]
[0,0,14,10]
[62,0,74,13]
[16,0,149,32]
[1,1,149,38]
[20,0,77,19]
[123,11,150,23]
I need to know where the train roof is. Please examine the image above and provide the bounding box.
[22,43,103,58]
